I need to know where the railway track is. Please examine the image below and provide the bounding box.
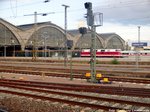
[1,79,150,98]
[1,61,150,72]
[0,66,150,84]
[1,61,150,69]
[0,62,150,76]
[0,60,150,79]
[0,79,150,111]
[0,57,150,65]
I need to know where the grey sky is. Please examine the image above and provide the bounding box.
[1,0,150,25]
[0,0,150,41]
[94,0,150,25]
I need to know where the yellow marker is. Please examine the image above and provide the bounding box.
[96,73,102,79]
[103,78,109,82]
[85,73,91,77]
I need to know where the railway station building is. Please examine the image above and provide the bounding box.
[0,18,125,57]
[69,30,125,50]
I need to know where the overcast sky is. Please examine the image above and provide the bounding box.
[0,0,150,43]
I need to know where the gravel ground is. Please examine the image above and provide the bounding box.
[0,72,149,89]
[0,73,150,112]
[0,93,103,112]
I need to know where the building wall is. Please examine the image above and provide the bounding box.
[74,32,104,49]
[0,19,125,53]
[74,32,125,50]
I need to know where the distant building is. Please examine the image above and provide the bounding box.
[0,18,126,56]
[69,29,125,50]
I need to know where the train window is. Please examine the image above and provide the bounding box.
[101,50,105,52]
[122,53,129,55]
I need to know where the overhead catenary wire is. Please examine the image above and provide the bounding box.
[9,0,18,18]
[1,0,150,13]
[1,0,149,11]
[0,0,44,11]
[1,0,150,26]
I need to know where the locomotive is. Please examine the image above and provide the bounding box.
[72,49,150,58]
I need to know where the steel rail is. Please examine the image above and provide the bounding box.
[0,58,150,65]
[0,79,150,98]
[1,84,150,107]
[1,79,150,92]
[0,65,150,77]
[1,61,150,68]
[0,67,150,84]
[0,89,122,111]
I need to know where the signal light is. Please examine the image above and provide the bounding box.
[84,2,93,26]
[44,0,50,3]
[42,13,47,16]
[84,2,92,10]
[79,27,87,35]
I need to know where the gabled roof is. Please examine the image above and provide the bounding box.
[0,18,18,29]
[99,33,116,40]
[17,21,52,30]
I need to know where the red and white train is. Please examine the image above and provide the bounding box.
[73,49,150,58]
[80,49,122,57]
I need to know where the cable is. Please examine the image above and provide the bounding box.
[0,0,44,12]
[14,0,18,17]
[1,0,149,12]
[1,0,150,25]
[9,0,16,17]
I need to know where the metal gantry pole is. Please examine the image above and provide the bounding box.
[11,39,15,57]
[33,11,37,60]
[136,26,141,69]
[62,4,69,67]
[14,43,15,57]
[84,2,96,83]
[84,2,103,83]
[93,26,97,82]
[24,11,38,60]
[138,26,141,44]
[90,25,96,82]
[24,11,54,60]
[4,27,6,57]
[44,33,47,57]
[70,51,73,80]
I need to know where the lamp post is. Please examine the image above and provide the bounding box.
[4,27,7,57]
[44,36,46,57]
[30,41,33,57]
[138,26,141,44]
[43,32,48,58]
[62,4,69,67]
[41,41,44,57]
[33,11,37,60]
[11,39,15,57]
[24,11,38,60]
[136,26,141,69]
